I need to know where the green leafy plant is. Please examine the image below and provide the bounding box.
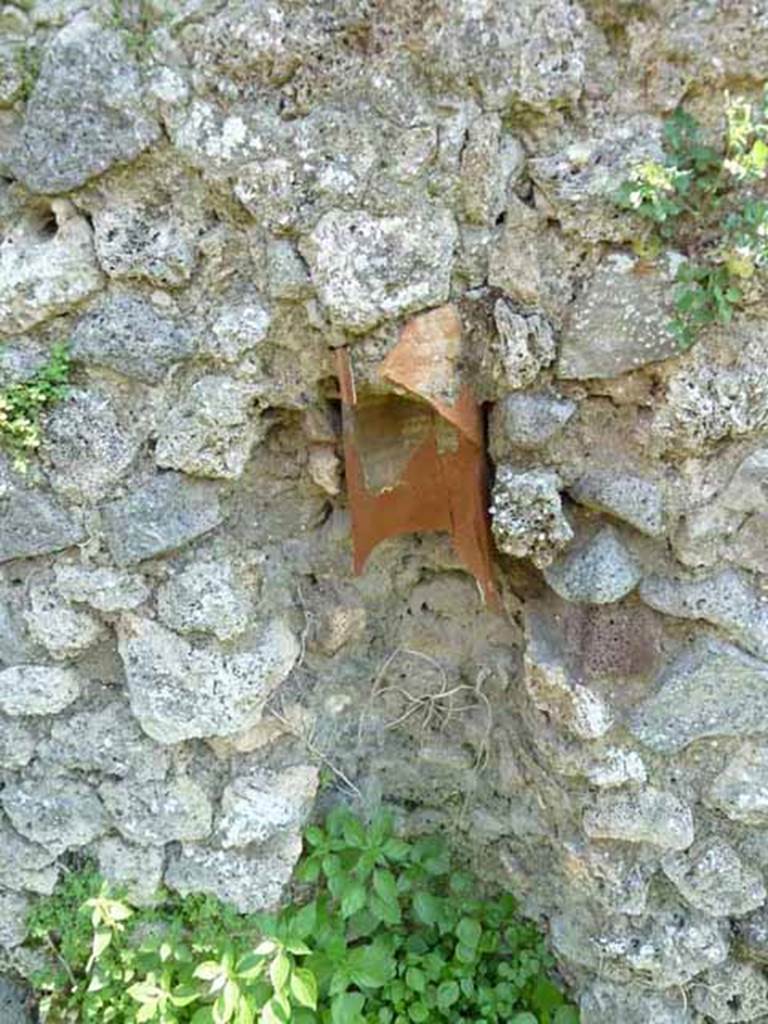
[615,88,768,348]
[0,343,71,471]
[24,810,578,1024]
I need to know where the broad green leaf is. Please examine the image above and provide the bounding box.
[290,967,318,1009]
[304,826,326,848]
[373,870,399,908]
[331,992,365,1024]
[347,945,395,988]
[369,893,401,926]
[436,981,459,1010]
[455,943,477,965]
[456,918,482,949]
[136,1003,157,1023]
[381,838,411,862]
[196,962,225,982]
[285,941,312,956]
[342,816,367,848]
[408,1002,428,1022]
[270,952,291,994]
[510,1015,538,1024]
[237,954,266,981]
[261,998,288,1024]
[341,880,367,918]
[322,854,342,878]
[89,928,112,965]
[192,1008,214,1024]
[412,892,441,927]
[289,901,318,940]
[236,998,255,1024]
[254,940,278,957]
[553,1008,580,1024]
[171,984,201,1008]
[405,967,426,993]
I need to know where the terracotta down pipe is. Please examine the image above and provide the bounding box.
[335,304,500,612]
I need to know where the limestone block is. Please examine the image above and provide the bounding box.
[0,717,36,769]
[23,575,105,660]
[43,702,170,780]
[165,833,303,913]
[492,390,576,454]
[217,765,319,849]
[419,0,585,111]
[0,976,36,1024]
[101,473,223,566]
[492,300,556,391]
[8,14,160,193]
[652,328,768,453]
[0,890,28,950]
[0,201,103,336]
[459,113,514,226]
[267,240,313,301]
[570,469,665,537]
[99,777,213,846]
[155,376,263,480]
[43,388,143,503]
[300,206,457,333]
[630,640,768,754]
[93,203,195,287]
[580,980,693,1024]
[584,748,647,789]
[203,296,271,364]
[54,565,149,613]
[0,665,80,717]
[708,744,768,826]
[583,787,694,851]
[640,568,768,661]
[0,487,85,563]
[157,559,251,641]
[721,449,768,514]
[0,820,58,894]
[543,527,641,604]
[692,962,768,1023]
[662,838,766,918]
[71,293,195,384]
[557,254,678,379]
[490,466,573,568]
[1,776,107,856]
[96,837,164,907]
[523,609,613,740]
[552,903,728,988]
[117,614,299,744]
[488,196,544,307]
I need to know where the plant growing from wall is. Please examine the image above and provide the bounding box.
[0,343,71,471]
[615,88,768,349]
[24,808,579,1024]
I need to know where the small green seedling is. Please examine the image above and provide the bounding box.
[0,343,71,471]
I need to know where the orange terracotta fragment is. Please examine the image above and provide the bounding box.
[336,304,499,610]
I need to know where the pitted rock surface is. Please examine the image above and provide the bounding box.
[629,640,768,753]
[9,14,160,193]
[101,473,223,566]
[71,293,195,384]
[5,0,768,1012]
[557,254,679,379]
[117,615,300,744]
[300,206,457,333]
[543,527,641,604]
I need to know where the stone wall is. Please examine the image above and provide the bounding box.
[2,1,768,1021]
